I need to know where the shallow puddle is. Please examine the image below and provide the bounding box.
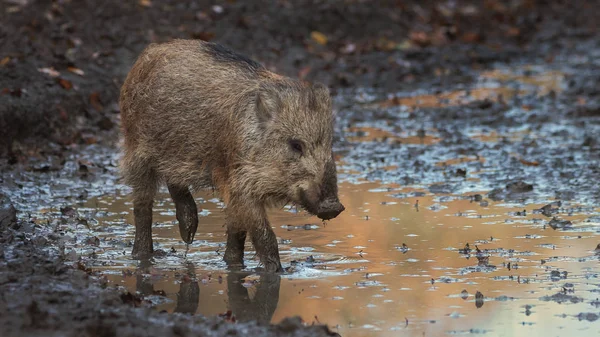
[8,62,600,337]
[65,180,600,337]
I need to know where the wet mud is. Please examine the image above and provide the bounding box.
[2,1,600,337]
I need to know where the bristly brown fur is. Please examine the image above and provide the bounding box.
[119,39,344,272]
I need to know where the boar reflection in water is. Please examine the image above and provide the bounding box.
[135,262,280,323]
[119,39,344,272]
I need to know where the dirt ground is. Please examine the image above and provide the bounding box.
[1,0,600,336]
[3,0,598,159]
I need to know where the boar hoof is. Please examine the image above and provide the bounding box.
[223,251,245,270]
[263,259,284,273]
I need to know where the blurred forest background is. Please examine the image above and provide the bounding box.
[1,0,598,163]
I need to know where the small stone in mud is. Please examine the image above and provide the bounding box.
[539,292,583,304]
[470,98,493,110]
[398,243,409,253]
[537,203,556,217]
[554,190,575,201]
[77,190,89,200]
[429,183,454,194]
[476,255,490,266]
[60,206,77,217]
[120,292,143,307]
[470,194,483,202]
[577,313,599,322]
[84,236,100,246]
[475,291,484,308]
[506,181,533,193]
[460,289,468,300]
[152,249,168,258]
[550,270,563,281]
[479,200,489,207]
[514,209,527,216]
[487,188,504,201]
[0,205,17,230]
[459,243,471,254]
[548,217,573,230]
[582,136,598,148]
[455,168,467,177]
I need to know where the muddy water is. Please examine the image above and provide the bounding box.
[12,63,600,337]
[73,180,600,337]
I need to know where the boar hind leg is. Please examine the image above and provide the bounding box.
[167,184,198,244]
[131,170,158,258]
[224,226,246,269]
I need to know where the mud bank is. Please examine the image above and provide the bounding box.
[2,0,599,158]
[0,205,339,337]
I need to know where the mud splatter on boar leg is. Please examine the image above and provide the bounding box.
[224,227,247,269]
[167,184,198,244]
[132,198,154,257]
[250,222,283,273]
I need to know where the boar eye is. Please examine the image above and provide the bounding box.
[288,139,304,155]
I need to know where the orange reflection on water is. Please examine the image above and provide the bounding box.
[345,126,440,145]
[89,182,599,337]
[377,66,564,110]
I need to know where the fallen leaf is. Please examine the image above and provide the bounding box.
[375,37,398,51]
[191,31,215,41]
[89,92,103,111]
[83,135,97,145]
[138,0,151,7]
[519,158,540,166]
[409,31,430,47]
[58,78,72,89]
[397,39,414,50]
[68,66,85,76]
[38,67,60,77]
[310,31,328,45]
[461,32,482,43]
[0,57,10,66]
[1,88,22,97]
[10,88,22,97]
[506,27,520,37]
[298,66,311,80]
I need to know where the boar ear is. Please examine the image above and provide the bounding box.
[312,82,330,100]
[311,82,332,112]
[255,83,281,124]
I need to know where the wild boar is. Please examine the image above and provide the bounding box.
[119,39,344,272]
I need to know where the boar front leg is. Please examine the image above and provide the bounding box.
[224,200,283,273]
[224,225,246,269]
[167,184,198,244]
[250,222,283,273]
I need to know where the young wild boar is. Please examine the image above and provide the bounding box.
[119,39,344,272]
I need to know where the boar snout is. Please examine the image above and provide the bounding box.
[297,160,344,220]
[316,197,345,220]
